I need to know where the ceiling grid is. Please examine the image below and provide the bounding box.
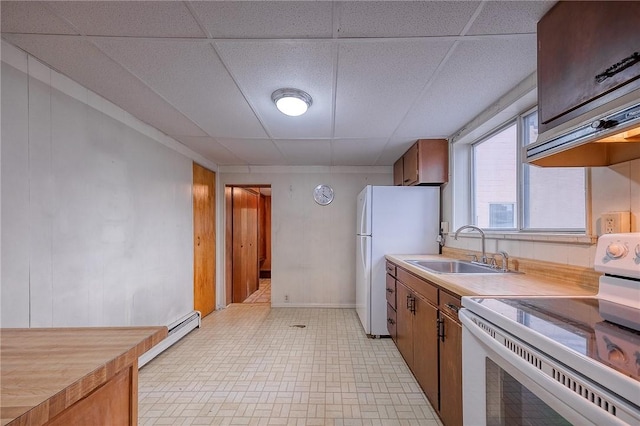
[1,0,553,166]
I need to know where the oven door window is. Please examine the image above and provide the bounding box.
[486,359,571,425]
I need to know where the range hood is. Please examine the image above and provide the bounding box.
[525,88,640,167]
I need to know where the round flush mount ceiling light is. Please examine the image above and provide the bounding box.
[271,88,312,116]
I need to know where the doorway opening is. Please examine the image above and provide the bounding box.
[225,185,271,305]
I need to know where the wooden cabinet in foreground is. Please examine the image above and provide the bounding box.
[393,139,448,186]
[0,326,167,426]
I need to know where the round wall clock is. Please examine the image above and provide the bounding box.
[313,184,334,206]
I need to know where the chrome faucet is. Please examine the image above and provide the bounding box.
[497,251,509,272]
[454,225,487,264]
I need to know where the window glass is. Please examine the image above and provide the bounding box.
[522,112,586,230]
[471,111,586,232]
[473,123,518,229]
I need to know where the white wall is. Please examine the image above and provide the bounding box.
[218,166,391,307]
[1,43,215,327]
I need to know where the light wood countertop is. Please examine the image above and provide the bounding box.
[1,326,167,425]
[386,254,598,298]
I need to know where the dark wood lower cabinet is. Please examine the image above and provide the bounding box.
[389,262,463,426]
[412,292,439,409]
[396,282,414,366]
[439,311,463,426]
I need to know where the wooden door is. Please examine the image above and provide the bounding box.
[412,293,439,410]
[395,282,414,367]
[193,163,216,317]
[225,187,233,306]
[439,312,463,426]
[231,187,260,302]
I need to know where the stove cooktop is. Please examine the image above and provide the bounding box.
[469,296,640,381]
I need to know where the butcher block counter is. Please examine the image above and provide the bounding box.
[0,326,167,426]
[385,254,598,297]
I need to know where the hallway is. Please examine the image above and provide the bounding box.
[138,305,441,425]
[243,279,271,304]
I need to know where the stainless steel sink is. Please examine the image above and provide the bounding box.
[406,259,510,274]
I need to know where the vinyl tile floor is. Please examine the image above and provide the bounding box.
[138,305,442,426]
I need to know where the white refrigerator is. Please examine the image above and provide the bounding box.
[356,185,440,336]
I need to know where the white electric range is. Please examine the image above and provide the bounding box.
[460,233,640,425]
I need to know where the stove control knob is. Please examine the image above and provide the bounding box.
[604,336,627,364]
[635,244,640,262]
[606,242,628,259]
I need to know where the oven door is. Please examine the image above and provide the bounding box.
[460,309,634,426]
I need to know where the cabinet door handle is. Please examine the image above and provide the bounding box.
[445,303,460,314]
[386,287,394,294]
[595,51,640,83]
[406,295,416,313]
[387,318,395,325]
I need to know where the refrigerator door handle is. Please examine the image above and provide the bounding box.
[360,236,368,271]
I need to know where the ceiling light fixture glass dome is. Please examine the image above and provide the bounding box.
[271,88,312,117]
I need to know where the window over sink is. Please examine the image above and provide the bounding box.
[472,109,586,232]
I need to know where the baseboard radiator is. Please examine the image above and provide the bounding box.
[138,310,201,368]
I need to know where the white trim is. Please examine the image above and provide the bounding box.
[448,232,596,245]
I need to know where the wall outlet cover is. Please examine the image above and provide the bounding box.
[600,211,631,235]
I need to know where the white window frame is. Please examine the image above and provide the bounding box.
[468,107,590,235]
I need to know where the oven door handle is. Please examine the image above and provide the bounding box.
[459,309,634,426]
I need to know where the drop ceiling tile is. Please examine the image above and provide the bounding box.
[190,1,333,38]
[215,40,335,139]
[215,138,286,165]
[331,138,388,166]
[1,1,79,35]
[334,39,454,139]
[45,1,206,38]
[375,138,418,166]
[467,1,555,35]
[273,139,332,166]
[175,136,245,166]
[3,34,206,138]
[94,39,267,139]
[396,36,537,139]
[337,1,480,38]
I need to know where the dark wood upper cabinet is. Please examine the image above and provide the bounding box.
[537,1,640,133]
[393,139,448,186]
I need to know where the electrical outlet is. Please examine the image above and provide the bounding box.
[284,294,289,302]
[600,211,631,235]
[440,221,449,234]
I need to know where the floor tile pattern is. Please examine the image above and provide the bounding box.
[243,279,271,304]
[139,305,442,425]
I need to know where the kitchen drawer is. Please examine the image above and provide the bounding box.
[397,267,438,305]
[440,291,461,323]
[386,261,397,277]
[386,274,397,309]
[387,303,397,342]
